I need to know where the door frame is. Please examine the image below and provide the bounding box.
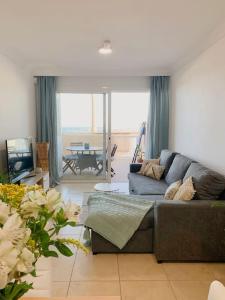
[104,91,112,183]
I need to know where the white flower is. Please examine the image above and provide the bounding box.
[20,200,40,218]
[0,213,31,249]
[0,241,19,289]
[64,201,80,222]
[0,260,9,289]
[20,190,47,218]
[16,248,35,274]
[0,200,10,224]
[2,213,22,231]
[27,190,47,206]
[46,189,62,212]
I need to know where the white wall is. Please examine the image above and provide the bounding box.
[0,54,35,171]
[170,36,225,175]
[57,76,149,93]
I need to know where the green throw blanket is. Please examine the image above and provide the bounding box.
[84,193,154,249]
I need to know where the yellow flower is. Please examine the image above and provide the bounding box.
[57,238,89,254]
[0,184,26,208]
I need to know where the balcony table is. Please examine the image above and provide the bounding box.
[65,146,103,175]
[66,146,102,153]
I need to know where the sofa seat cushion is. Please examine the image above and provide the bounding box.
[165,154,193,185]
[128,173,168,195]
[184,163,225,200]
[160,149,177,177]
[138,209,154,229]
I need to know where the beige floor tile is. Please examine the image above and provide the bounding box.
[65,192,84,205]
[118,254,167,280]
[120,281,176,300]
[71,252,119,281]
[59,224,83,235]
[25,270,51,290]
[171,281,210,300]
[51,281,69,297]
[26,289,51,297]
[56,183,95,193]
[66,183,95,193]
[68,281,121,297]
[52,254,75,281]
[207,263,225,282]
[163,263,214,281]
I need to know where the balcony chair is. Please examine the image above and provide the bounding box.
[62,154,77,175]
[62,142,83,174]
[96,144,118,177]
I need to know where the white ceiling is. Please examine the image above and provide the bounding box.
[0,0,225,76]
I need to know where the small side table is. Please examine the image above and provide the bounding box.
[94,182,129,194]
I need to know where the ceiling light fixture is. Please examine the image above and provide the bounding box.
[98,40,112,55]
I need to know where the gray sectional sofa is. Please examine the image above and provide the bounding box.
[91,150,225,262]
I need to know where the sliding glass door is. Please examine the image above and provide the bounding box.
[59,92,111,181]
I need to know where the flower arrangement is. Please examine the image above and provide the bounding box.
[0,184,87,299]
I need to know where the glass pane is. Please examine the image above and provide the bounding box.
[60,93,107,181]
[61,93,92,133]
[110,92,149,182]
[111,92,149,133]
[93,94,104,133]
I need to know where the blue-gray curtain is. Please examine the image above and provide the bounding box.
[146,76,170,159]
[36,76,60,186]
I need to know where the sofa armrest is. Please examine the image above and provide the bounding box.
[130,163,142,173]
[154,200,225,262]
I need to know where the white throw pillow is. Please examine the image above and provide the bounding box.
[173,176,196,201]
[164,180,182,200]
[145,164,165,181]
[138,159,160,175]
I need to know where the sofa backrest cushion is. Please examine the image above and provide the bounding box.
[183,162,225,200]
[159,149,177,177]
[165,154,192,185]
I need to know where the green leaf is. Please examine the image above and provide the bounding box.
[55,241,73,257]
[55,208,67,225]
[66,221,77,227]
[0,173,9,184]
[30,269,37,277]
[0,281,33,300]
[38,230,51,251]
[43,250,59,257]
[40,230,50,243]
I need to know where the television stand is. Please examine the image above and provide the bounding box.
[20,171,49,191]
[24,171,36,178]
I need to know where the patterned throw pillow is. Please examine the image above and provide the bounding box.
[138,159,160,175]
[164,180,182,200]
[173,176,196,201]
[145,164,165,181]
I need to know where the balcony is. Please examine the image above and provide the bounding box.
[59,92,148,181]
[61,132,139,182]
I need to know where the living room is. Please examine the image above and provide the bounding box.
[0,1,225,300]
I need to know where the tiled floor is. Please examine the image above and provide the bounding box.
[50,183,225,300]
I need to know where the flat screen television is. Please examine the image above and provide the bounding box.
[6,137,34,183]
